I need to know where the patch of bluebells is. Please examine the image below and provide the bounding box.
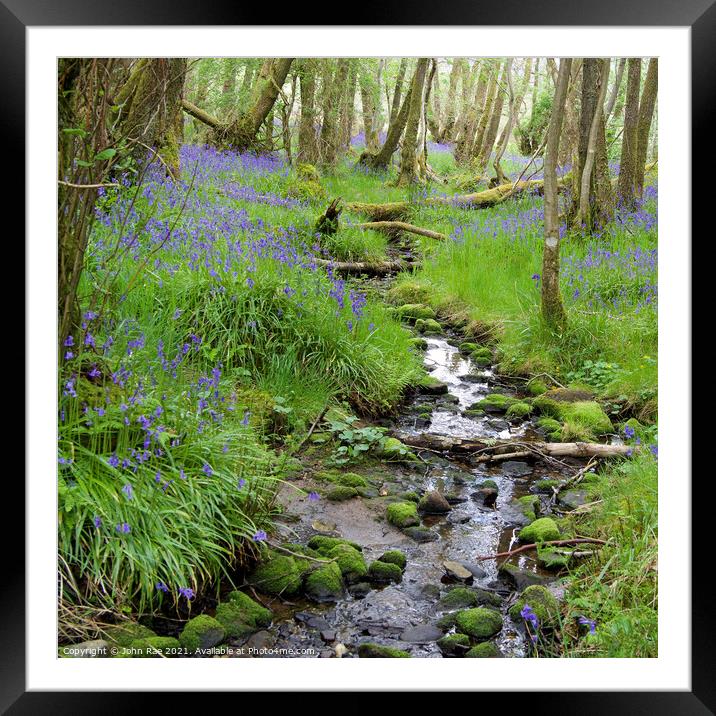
[520,603,540,644]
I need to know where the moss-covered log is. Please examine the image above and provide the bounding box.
[313,258,414,276]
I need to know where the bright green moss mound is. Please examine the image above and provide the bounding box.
[415,318,442,335]
[470,393,518,413]
[338,472,369,488]
[506,401,533,418]
[470,347,493,366]
[307,535,363,554]
[327,543,368,583]
[386,280,432,306]
[533,394,613,438]
[534,479,560,493]
[304,561,344,602]
[105,622,156,647]
[214,590,273,637]
[519,517,560,543]
[326,485,359,501]
[465,641,502,658]
[368,560,403,584]
[439,587,479,609]
[128,636,181,657]
[455,608,503,640]
[516,495,540,523]
[479,479,498,491]
[358,642,411,658]
[416,373,448,393]
[249,553,305,595]
[508,585,560,629]
[386,501,420,528]
[380,437,419,461]
[178,615,225,653]
[409,337,428,350]
[377,550,407,571]
[459,342,480,354]
[397,304,436,322]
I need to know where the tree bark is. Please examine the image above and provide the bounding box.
[604,57,626,123]
[439,58,464,141]
[541,58,571,328]
[297,59,319,164]
[617,58,642,207]
[469,62,498,163]
[397,58,430,186]
[635,58,658,197]
[388,58,409,128]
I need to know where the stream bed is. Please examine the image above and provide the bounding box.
[227,333,581,658]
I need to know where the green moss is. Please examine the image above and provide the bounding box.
[470,393,518,413]
[415,318,442,335]
[368,560,403,584]
[307,535,363,554]
[436,612,458,631]
[516,495,540,523]
[519,517,560,543]
[397,304,436,321]
[178,615,226,653]
[534,479,560,493]
[326,485,359,501]
[439,587,479,609]
[127,636,181,657]
[506,401,533,418]
[327,543,368,583]
[105,622,156,647]
[399,490,420,503]
[416,373,448,393]
[533,394,612,438]
[304,561,344,602]
[409,337,428,350]
[454,608,503,640]
[437,633,471,655]
[470,347,493,366]
[249,553,304,595]
[214,590,273,637]
[526,378,549,396]
[479,479,498,490]
[338,472,369,488]
[536,547,571,570]
[508,585,559,628]
[386,281,432,306]
[386,501,420,528]
[465,642,501,658]
[380,437,419,462]
[377,550,407,571]
[296,162,321,181]
[459,342,480,354]
[358,642,411,658]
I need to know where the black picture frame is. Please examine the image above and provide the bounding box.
[10,2,704,711]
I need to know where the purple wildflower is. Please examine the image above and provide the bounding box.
[252,530,267,542]
[179,587,194,600]
[121,483,133,500]
[93,515,102,528]
[156,581,170,593]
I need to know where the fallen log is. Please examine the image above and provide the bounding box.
[395,432,634,460]
[344,201,412,222]
[357,221,447,241]
[313,258,415,276]
[476,538,607,562]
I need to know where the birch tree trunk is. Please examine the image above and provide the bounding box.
[397,58,429,186]
[297,59,319,164]
[635,58,658,197]
[617,58,642,207]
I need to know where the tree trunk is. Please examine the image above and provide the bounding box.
[339,61,358,152]
[439,58,463,141]
[297,59,319,164]
[635,58,658,197]
[604,57,626,123]
[397,58,429,186]
[428,58,442,140]
[617,58,642,207]
[475,60,508,173]
[454,61,486,163]
[575,58,611,230]
[388,58,409,128]
[469,62,498,163]
[541,58,571,328]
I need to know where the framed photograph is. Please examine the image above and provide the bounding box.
[13,0,705,709]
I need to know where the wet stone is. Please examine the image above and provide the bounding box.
[488,419,511,431]
[403,526,439,543]
[471,488,498,507]
[400,624,444,643]
[294,612,331,632]
[447,510,471,525]
[501,461,533,477]
[418,490,452,514]
[442,560,474,583]
[498,562,549,591]
[558,488,591,511]
[459,562,487,579]
[348,582,372,599]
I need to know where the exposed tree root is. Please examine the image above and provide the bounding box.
[477,538,608,562]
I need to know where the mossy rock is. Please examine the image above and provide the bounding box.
[296,162,321,181]
[386,501,420,528]
[215,591,273,637]
[516,494,540,523]
[397,303,436,322]
[470,347,493,366]
[358,642,411,658]
[282,542,323,559]
[379,437,419,462]
[304,561,344,603]
[469,393,518,414]
[535,416,564,441]
[327,543,368,583]
[479,479,498,491]
[338,472,369,488]
[409,337,428,350]
[439,587,479,609]
[327,485,359,501]
[533,393,612,438]
[128,636,181,657]
[465,641,502,658]
[459,341,480,354]
[526,378,549,396]
[508,585,560,629]
[386,281,432,306]
[506,402,533,418]
[416,373,449,395]
[368,560,403,584]
[249,553,305,596]
[534,479,560,493]
[377,550,407,571]
[105,622,156,648]
[536,546,571,570]
[415,318,443,335]
[399,490,420,503]
[178,615,226,653]
[437,633,471,656]
[519,517,560,543]
[454,608,503,641]
[307,535,363,554]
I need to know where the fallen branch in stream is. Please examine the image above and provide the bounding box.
[313,257,415,276]
[476,538,608,562]
[356,221,448,241]
[395,432,635,460]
